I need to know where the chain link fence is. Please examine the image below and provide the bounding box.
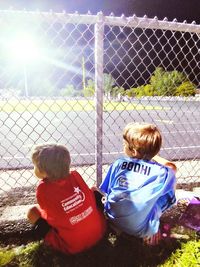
[0,10,200,197]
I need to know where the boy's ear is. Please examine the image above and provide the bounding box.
[131,149,138,157]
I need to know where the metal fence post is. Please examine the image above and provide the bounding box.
[94,12,104,186]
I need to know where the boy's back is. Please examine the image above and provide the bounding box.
[28,144,107,254]
[100,156,176,237]
[38,170,106,254]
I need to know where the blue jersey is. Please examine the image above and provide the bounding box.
[100,157,176,237]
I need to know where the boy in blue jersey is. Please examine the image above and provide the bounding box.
[100,122,177,241]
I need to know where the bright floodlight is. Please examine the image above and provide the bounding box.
[8,34,41,64]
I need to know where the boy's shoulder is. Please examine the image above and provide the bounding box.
[111,157,150,170]
[113,156,170,175]
[115,156,158,166]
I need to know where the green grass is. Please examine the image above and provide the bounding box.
[0,99,169,113]
[0,238,199,267]
[0,248,15,266]
[160,240,200,267]
[0,242,41,267]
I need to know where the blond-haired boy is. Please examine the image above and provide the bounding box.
[27,144,106,254]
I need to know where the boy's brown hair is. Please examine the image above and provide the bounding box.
[123,122,162,160]
[32,144,71,180]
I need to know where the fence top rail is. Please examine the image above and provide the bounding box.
[0,9,200,34]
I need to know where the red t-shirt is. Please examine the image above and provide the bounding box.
[36,170,106,254]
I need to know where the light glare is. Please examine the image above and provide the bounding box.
[7,34,41,64]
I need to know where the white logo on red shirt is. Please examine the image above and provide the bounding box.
[61,187,85,213]
[69,206,93,225]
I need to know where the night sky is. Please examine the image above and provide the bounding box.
[0,0,199,23]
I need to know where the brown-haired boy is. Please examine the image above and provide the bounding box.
[100,122,176,240]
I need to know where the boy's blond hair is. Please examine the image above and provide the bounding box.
[32,144,71,180]
[123,122,162,160]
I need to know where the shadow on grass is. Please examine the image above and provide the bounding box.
[1,185,199,266]
[4,233,182,267]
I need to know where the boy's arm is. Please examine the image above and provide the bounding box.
[153,155,177,173]
[91,186,105,210]
[91,185,105,194]
[153,155,177,194]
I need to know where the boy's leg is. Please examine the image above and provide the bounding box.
[27,206,68,253]
[143,230,162,246]
[27,206,51,239]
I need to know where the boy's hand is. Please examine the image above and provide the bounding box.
[27,206,41,224]
[153,155,177,173]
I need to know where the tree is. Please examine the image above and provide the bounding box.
[149,67,186,96]
[134,85,155,97]
[60,85,75,97]
[112,86,125,97]
[127,67,195,97]
[103,73,116,98]
[82,79,95,97]
[175,81,196,96]
[82,73,117,97]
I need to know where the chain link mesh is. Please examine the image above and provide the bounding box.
[0,11,199,198]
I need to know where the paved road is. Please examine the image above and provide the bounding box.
[0,98,200,168]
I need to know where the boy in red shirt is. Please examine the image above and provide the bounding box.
[27,144,106,254]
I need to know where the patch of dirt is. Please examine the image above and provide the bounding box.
[176,181,200,191]
[0,219,33,247]
[0,186,36,208]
